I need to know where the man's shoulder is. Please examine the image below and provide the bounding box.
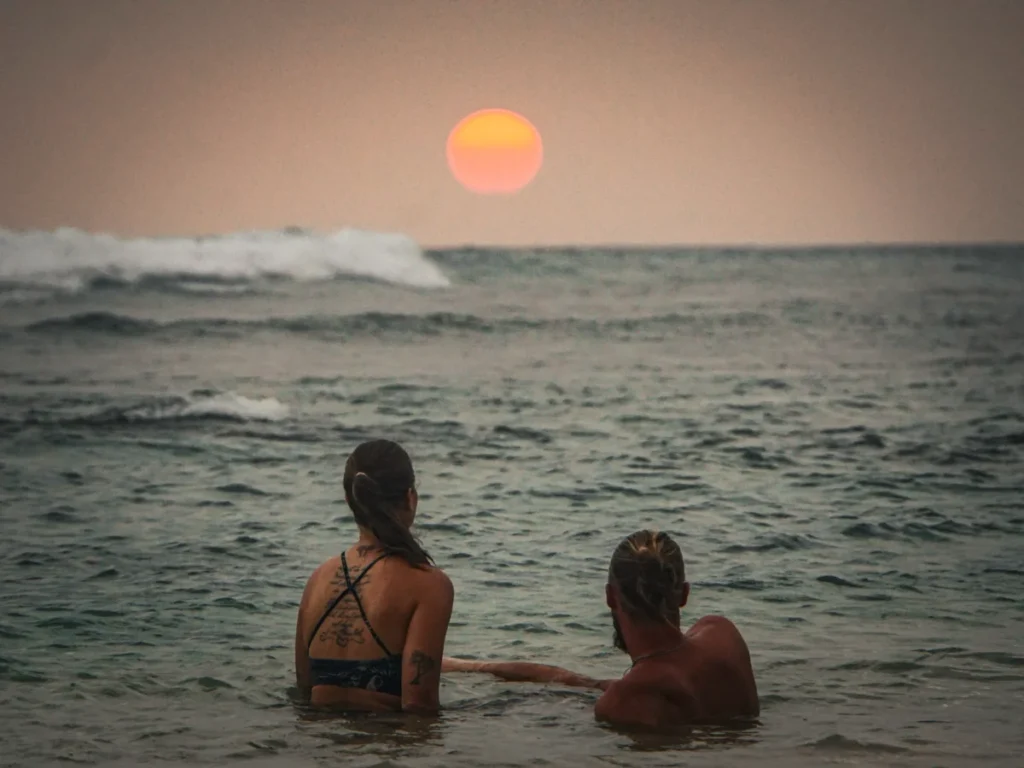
[596,674,698,728]
[688,615,748,644]
[691,614,740,631]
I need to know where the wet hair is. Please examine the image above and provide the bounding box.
[609,530,686,623]
[342,439,432,567]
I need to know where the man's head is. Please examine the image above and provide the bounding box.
[606,530,690,652]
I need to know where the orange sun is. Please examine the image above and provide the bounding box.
[446,108,543,195]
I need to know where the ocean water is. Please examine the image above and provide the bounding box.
[1,228,1022,767]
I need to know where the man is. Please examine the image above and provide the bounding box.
[443,530,759,730]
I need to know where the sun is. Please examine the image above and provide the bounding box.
[446,108,543,195]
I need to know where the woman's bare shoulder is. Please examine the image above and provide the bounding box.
[396,563,453,607]
[302,557,341,592]
[418,563,454,592]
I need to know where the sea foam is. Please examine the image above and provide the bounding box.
[0,226,450,293]
[93,392,291,424]
[176,392,290,422]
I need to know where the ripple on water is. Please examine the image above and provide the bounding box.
[840,521,956,543]
[180,676,237,692]
[492,425,553,444]
[720,533,819,553]
[212,597,263,613]
[816,575,861,588]
[35,615,96,630]
[38,505,81,523]
[80,608,125,618]
[497,622,561,635]
[0,655,47,683]
[697,578,768,591]
[215,482,272,496]
[86,567,120,580]
[806,734,908,754]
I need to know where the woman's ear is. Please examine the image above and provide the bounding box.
[407,488,418,514]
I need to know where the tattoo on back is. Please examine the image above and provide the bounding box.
[316,561,373,648]
[409,650,435,685]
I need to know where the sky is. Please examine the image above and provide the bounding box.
[1,0,1023,247]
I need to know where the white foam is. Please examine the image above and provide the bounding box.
[0,226,450,291]
[178,393,289,422]
[99,392,291,424]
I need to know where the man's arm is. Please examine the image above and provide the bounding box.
[444,657,612,690]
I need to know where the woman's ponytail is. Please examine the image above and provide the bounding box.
[350,470,433,567]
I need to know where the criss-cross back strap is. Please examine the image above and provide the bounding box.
[306,552,389,652]
[340,551,394,657]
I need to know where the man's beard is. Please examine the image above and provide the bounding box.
[612,611,627,653]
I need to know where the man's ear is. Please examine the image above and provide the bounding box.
[679,582,691,609]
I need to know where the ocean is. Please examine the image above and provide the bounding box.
[1,227,1022,767]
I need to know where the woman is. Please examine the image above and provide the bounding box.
[294,439,454,714]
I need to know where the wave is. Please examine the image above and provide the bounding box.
[170,392,288,422]
[0,226,449,296]
[806,734,907,754]
[6,391,289,427]
[23,310,772,340]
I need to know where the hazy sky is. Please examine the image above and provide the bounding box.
[2,0,1023,246]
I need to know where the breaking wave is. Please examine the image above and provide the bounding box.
[0,226,449,296]
[5,392,290,427]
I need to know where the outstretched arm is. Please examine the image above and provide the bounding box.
[444,657,612,690]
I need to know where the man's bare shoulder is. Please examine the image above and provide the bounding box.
[690,614,740,632]
[595,675,698,730]
[690,616,755,661]
[688,615,749,644]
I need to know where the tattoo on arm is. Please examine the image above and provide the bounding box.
[409,650,436,685]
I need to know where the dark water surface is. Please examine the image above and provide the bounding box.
[2,234,1023,766]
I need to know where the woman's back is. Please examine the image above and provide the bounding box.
[304,549,418,661]
[293,439,454,714]
[296,548,453,712]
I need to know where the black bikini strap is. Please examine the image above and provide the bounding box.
[306,552,389,651]
[341,552,394,657]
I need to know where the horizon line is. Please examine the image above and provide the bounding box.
[423,239,1024,251]
[421,240,1024,252]
[1,223,1021,251]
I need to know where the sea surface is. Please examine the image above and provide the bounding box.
[1,228,1022,767]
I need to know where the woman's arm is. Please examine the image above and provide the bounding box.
[294,625,312,700]
[444,657,612,690]
[294,578,314,701]
[400,570,456,715]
